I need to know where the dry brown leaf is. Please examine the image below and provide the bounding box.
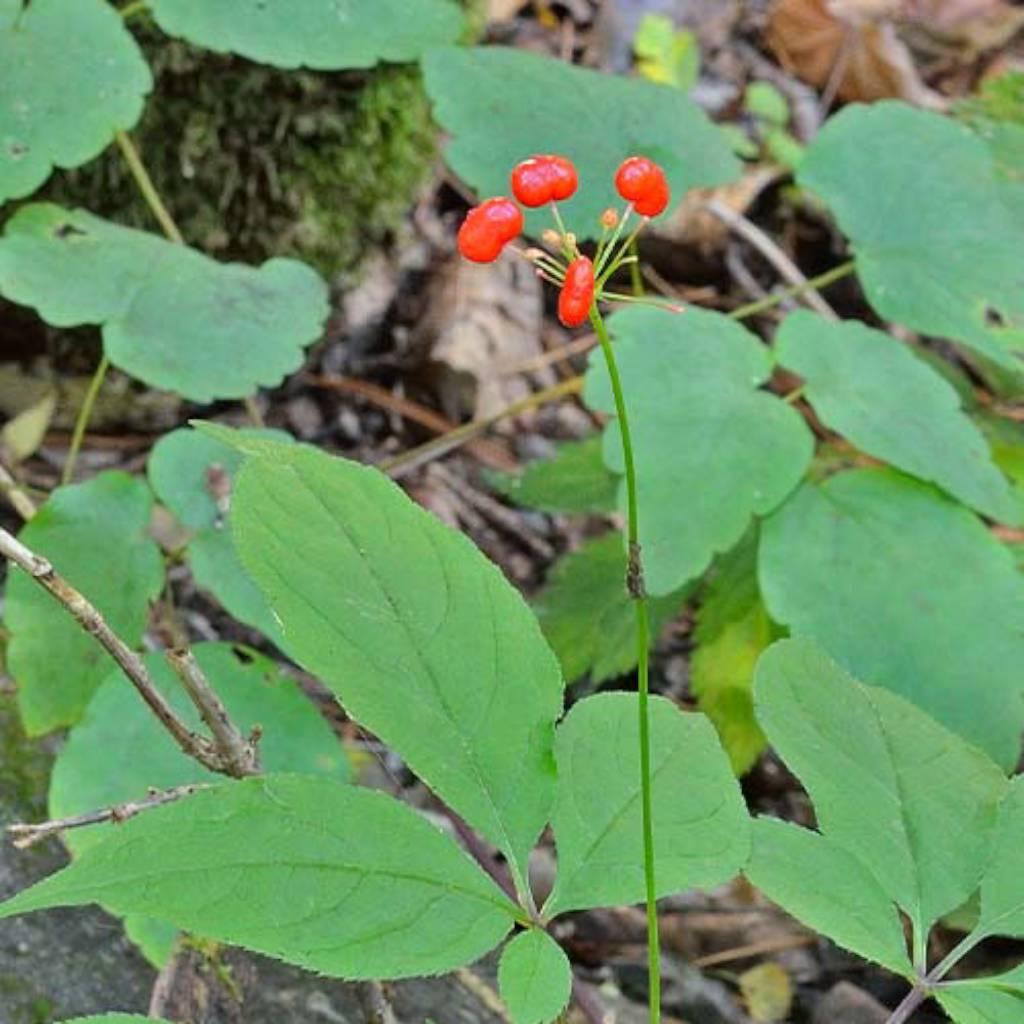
[1,388,56,464]
[740,962,795,1023]
[488,0,528,23]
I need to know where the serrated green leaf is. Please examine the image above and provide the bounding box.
[585,307,813,595]
[147,0,463,70]
[775,311,1019,523]
[939,986,1024,1024]
[424,46,738,239]
[536,533,690,685]
[0,204,328,401]
[5,472,164,735]
[753,639,1007,938]
[798,102,1024,370]
[148,427,293,641]
[498,929,572,1024]
[976,776,1024,939]
[0,0,151,203]
[0,775,518,978]
[545,692,749,916]
[759,469,1024,767]
[746,817,911,974]
[228,438,563,885]
[495,436,618,515]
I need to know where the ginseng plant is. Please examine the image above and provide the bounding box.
[459,152,682,1021]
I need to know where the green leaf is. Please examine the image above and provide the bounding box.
[5,471,164,735]
[691,534,773,774]
[746,817,912,974]
[0,204,328,402]
[753,638,1007,938]
[0,775,518,978]
[148,0,464,69]
[633,15,699,92]
[976,776,1024,938]
[58,1018,175,1024]
[148,427,294,641]
[775,310,1020,523]
[0,0,151,203]
[939,986,1024,1024]
[227,438,563,883]
[536,533,690,685]
[797,101,1024,370]
[759,469,1024,768]
[423,46,738,239]
[498,929,572,1024]
[545,692,749,916]
[494,436,618,515]
[585,307,813,595]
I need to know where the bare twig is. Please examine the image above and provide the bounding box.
[356,980,400,1024]
[0,525,254,778]
[8,784,206,849]
[705,198,839,321]
[0,461,37,521]
[167,648,261,777]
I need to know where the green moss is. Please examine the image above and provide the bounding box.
[47,33,440,275]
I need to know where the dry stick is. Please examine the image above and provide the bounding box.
[356,980,400,1024]
[0,526,250,778]
[8,784,207,850]
[705,198,840,321]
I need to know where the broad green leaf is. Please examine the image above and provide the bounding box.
[798,102,1024,369]
[585,307,813,595]
[227,438,563,882]
[754,639,1008,937]
[5,472,164,735]
[939,986,1024,1024]
[495,436,618,515]
[759,469,1024,767]
[746,817,911,974]
[545,692,749,916]
[424,46,739,238]
[536,533,690,685]
[148,427,293,641]
[58,1018,174,1024]
[692,534,773,774]
[148,0,463,69]
[0,775,518,978]
[498,929,572,1024]
[976,412,1024,523]
[775,311,1019,523]
[0,0,151,203]
[976,776,1024,938]
[0,204,328,402]
[950,964,1024,996]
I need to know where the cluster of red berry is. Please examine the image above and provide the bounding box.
[457,154,671,328]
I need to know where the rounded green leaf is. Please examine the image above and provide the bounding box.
[759,469,1024,767]
[0,0,151,202]
[754,638,1008,937]
[0,204,329,401]
[746,817,912,975]
[424,46,739,239]
[148,427,294,641]
[1,775,517,978]
[545,692,749,916]
[498,929,572,1024]
[585,307,813,595]
[775,310,1020,524]
[148,0,464,69]
[976,776,1024,939]
[5,472,164,735]
[222,433,563,883]
[798,102,1024,370]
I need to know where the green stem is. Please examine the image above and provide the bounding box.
[629,238,644,297]
[114,130,185,245]
[62,355,110,486]
[119,0,149,19]
[589,305,660,1023]
[728,259,856,321]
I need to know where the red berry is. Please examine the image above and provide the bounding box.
[511,155,578,207]
[558,256,595,328]
[614,155,670,216]
[457,197,523,263]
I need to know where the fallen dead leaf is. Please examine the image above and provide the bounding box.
[740,961,794,1023]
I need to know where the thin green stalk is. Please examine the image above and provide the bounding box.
[62,355,110,486]
[114,130,185,245]
[629,237,644,298]
[728,260,856,321]
[589,305,660,1023]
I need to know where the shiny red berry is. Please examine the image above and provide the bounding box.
[457,197,524,263]
[614,156,670,216]
[511,155,578,207]
[557,256,595,328]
